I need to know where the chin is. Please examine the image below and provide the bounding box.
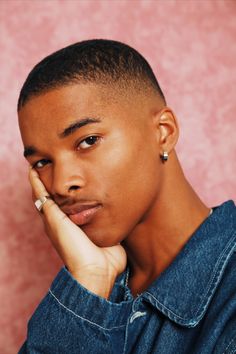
[80,223,122,248]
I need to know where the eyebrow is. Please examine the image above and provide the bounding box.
[23,117,102,158]
[58,117,102,138]
[24,146,37,158]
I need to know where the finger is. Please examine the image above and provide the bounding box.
[29,168,66,220]
[29,167,50,200]
[29,168,59,220]
[28,168,92,247]
[29,169,74,243]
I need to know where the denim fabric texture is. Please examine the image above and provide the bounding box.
[19,200,236,353]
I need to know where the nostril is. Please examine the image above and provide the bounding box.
[69,185,80,191]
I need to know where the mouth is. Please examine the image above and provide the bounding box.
[63,203,102,226]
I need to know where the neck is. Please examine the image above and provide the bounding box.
[123,152,211,296]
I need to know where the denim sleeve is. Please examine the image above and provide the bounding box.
[18,267,132,354]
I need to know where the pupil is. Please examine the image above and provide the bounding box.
[87,137,96,145]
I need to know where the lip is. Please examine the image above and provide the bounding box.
[63,203,102,226]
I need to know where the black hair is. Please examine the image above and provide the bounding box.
[17,39,166,110]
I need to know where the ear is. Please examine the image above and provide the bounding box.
[155,107,179,156]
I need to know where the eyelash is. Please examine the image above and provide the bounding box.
[77,135,101,150]
[32,159,50,169]
[32,135,101,169]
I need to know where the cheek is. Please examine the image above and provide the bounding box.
[83,146,162,246]
[89,162,161,247]
[99,137,161,219]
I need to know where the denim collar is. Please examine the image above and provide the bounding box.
[117,201,236,328]
[137,200,236,328]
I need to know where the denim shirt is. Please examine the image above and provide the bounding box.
[19,200,236,354]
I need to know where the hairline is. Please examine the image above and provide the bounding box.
[18,76,165,112]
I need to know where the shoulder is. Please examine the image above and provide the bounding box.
[206,202,236,353]
[211,250,236,353]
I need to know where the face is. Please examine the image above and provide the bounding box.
[18,83,164,247]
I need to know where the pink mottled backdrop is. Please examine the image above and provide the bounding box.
[0,0,235,352]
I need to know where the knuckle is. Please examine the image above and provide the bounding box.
[43,200,55,213]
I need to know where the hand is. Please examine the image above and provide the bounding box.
[29,168,127,299]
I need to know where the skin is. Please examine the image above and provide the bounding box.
[18,83,211,297]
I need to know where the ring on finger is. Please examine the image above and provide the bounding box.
[35,196,51,212]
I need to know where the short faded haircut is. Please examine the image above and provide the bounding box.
[17,39,166,110]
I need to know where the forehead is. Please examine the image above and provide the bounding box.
[18,83,146,132]
[19,84,113,123]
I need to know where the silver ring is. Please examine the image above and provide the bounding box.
[35,196,51,212]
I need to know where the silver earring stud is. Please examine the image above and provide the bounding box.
[161,151,168,162]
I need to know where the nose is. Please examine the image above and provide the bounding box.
[50,158,86,197]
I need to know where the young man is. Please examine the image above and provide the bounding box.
[18,40,236,353]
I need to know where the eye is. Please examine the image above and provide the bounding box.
[33,159,51,169]
[78,136,100,150]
